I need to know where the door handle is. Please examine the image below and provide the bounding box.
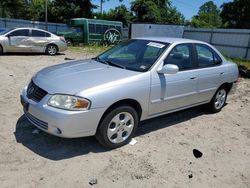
[220,72,225,75]
[190,76,197,80]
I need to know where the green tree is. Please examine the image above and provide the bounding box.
[50,0,96,23]
[96,4,132,27]
[191,1,221,28]
[0,0,27,19]
[99,0,123,14]
[131,0,185,24]
[26,0,48,21]
[221,0,250,29]
[131,0,161,22]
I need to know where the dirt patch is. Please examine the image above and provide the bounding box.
[0,52,249,188]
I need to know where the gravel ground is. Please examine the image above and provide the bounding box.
[0,51,249,188]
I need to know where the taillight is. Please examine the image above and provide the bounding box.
[60,36,66,43]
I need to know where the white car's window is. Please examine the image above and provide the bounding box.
[32,30,51,37]
[196,44,222,68]
[95,39,169,72]
[164,44,193,71]
[9,29,29,37]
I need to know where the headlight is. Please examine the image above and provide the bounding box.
[48,94,90,111]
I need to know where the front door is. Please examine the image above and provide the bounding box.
[149,43,199,116]
[7,29,30,52]
[30,29,50,52]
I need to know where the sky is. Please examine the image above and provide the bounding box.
[92,0,233,20]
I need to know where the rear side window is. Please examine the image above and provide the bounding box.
[32,30,51,37]
[10,29,29,37]
[164,43,194,71]
[196,44,222,68]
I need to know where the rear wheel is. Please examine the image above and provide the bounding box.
[96,105,139,148]
[66,39,72,46]
[208,87,228,113]
[46,44,58,56]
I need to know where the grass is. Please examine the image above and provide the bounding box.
[68,44,111,55]
[225,57,250,69]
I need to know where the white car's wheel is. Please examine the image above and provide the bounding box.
[96,105,138,148]
[209,87,228,113]
[46,44,58,56]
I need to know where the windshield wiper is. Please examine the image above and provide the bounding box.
[92,57,108,65]
[92,57,126,69]
[105,60,126,69]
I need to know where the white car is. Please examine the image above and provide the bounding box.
[21,37,238,148]
[0,28,67,55]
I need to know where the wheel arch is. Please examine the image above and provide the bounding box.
[219,82,233,93]
[96,98,142,131]
[45,43,59,52]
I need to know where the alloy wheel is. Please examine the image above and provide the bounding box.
[107,112,134,144]
[214,89,226,110]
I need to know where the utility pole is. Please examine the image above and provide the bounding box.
[100,0,103,15]
[45,0,48,31]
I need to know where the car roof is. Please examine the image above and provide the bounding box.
[12,27,52,33]
[135,37,206,44]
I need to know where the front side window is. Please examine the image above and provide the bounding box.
[10,29,29,37]
[95,39,169,72]
[196,44,222,68]
[164,43,193,71]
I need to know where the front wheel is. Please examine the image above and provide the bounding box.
[208,87,228,113]
[46,44,58,56]
[96,106,139,148]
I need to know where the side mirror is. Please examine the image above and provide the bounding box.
[215,59,222,64]
[157,64,179,74]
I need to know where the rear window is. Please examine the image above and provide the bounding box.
[32,30,51,37]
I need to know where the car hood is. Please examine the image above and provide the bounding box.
[33,59,140,95]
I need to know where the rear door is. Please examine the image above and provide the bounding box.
[6,29,30,52]
[194,43,225,103]
[30,29,51,52]
[149,43,199,115]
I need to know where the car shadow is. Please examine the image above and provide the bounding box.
[14,115,108,161]
[14,105,212,161]
[136,106,209,136]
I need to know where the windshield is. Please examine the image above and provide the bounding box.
[0,28,13,35]
[95,39,169,72]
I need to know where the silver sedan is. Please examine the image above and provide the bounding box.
[0,28,67,55]
[20,37,238,148]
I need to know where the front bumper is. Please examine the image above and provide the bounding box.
[21,87,106,138]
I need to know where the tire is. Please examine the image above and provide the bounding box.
[96,105,139,149]
[208,87,228,113]
[66,39,72,46]
[46,44,58,56]
[0,45,3,55]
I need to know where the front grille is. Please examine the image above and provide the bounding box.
[27,81,47,102]
[25,111,48,130]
